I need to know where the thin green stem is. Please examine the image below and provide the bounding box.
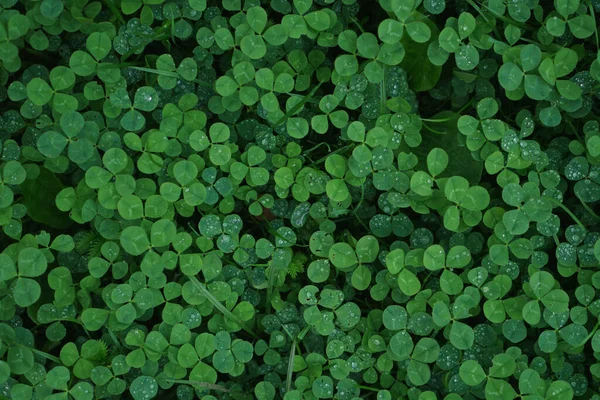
[380,64,387,114]
[358,385,381,392]
[546,197,586,230]
[457,97,475,114]
[289,93,320,104]
[266,262,277,315]
[351,17,366,34]
[576,320,600,348]
[552,234,560,247]
[466,0,507,48]
[29,346,62,364]
[477,0,537,32]
[285,338,296,393]
[131,66,179,78]
[421,117,454,123]
[423,122,447,134]
[566,119,584,144]
[108,328,121,349]
[166,380,231,393]
[587,0,599,51]
[352,183,370,233]
[187,222,200,237]
[421,98,472,122]
[580,198,600,220]
[103,0,125,25]
[313,144,354,164]
[187,276,258,338]
[170,16,176,43]
[60,317,84,326]
[97,62,139,70]
[131,66,214,88]
[465,0,489,22]
[274,81,323,127]
[297,325,311,342]
[303,142,331,156]
[123,22,172,61]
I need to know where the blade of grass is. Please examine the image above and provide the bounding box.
[282,325,310,393]
[29,346,62,364]
[285,337,296,393]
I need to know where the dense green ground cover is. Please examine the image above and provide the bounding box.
[1,0,600,399]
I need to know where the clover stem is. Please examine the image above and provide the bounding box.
[187,222,200,237]
[58,317,84,326]
[423,122,446,134]
[166,380,231,393]
[352,184,365,217]
[465,0,489,22]
[23,48,56,62]
[303,142,332,156]
[422,271,433,286]
[357,385,380,392]
[552,234,560,247]
[587,0,599,50]
[580,198,600,220]
[352,184,370,232]
[421,117,453,123]
[98,62,139,70]
[465,0,508,44]
[478,0,536,32]
[351,17,366,34]
[380,64,387,115]
[457,97,475,114]
[546,197,586,230]
[122,21,173,61]
[421,98,473,123]
[103,0,125,25]
[566,119,584,144]
[187,276,258,339]
[266,262,276,315]
[274,81,323,127]
[313,144,354,164]
[170,16,176,43]
[290,93,320,104]
[130,66,214,88]
[576,320,600,348]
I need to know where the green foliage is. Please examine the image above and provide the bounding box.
[1,0,600,400]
